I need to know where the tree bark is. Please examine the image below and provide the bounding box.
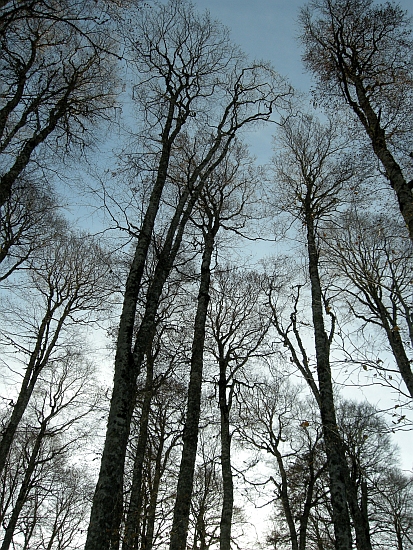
[218,360,233,550]
[306,211,373,550]
[142,428,167,550]
[305,211,353,550]
[84,96,185,550]
[351,78,413,244]
[123,353,155,550]
[169,224,217,550]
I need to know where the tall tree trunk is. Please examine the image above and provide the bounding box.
[306,212,373,550]
[84,101,190,550]
[0,420,47,550]
[169,224,218,550]
[272,450,299,550]
[218,361,233,550]
[351,78,413,244]
[306,212,352,550]
[86,105,238,549]
[123,353,155,550]
[142,431,166,550]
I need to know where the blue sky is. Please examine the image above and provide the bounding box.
[189,0,413,166]
[187,0,413,470]
[191,0,413,91]
[191,0,316,91]
[189,0,311,165]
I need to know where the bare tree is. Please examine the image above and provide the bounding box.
[0,352,101,550]
[325,210,413,399]
[169,154,239,550]
[85,1,290,547]
[0,229,115,477]
[0,0,118,207]
[184,425,248,550]
[269,112,372,550]
[188,434,222,550]
[205,266,270,550]
[140,380,186,550]
[0,179,61,281]
[238,375,328,550]
[337,400,398,511]
[369,469,413,550]
[299,0,413,242]
[169,144,268,550]
[123,279,190,550]
[124,373,186,550]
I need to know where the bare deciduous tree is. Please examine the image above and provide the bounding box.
[0,353,101,550]
[239,376,327,550]
[205,266,270,550]
[0,179,61,281]
[85,1,290,547]
[299,0,413,241]
[0,230,115,476]
[0,0,118,207]
[270,112,372,550]
[325,210,413,399]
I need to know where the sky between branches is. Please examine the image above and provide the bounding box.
[188,0,413,470]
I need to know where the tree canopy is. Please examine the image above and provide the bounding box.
[0,1,412,550]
